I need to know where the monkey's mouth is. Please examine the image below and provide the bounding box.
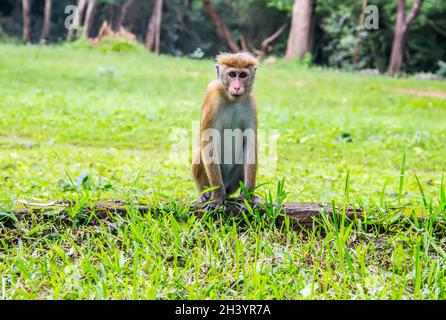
[230,93,244,98]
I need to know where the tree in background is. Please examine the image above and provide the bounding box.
[4,0,443,74]
[84,0,97,38]
[41,0,52,41]
[202,0,286,59]
[202,0,240,52]
[67,0,87,41]
[21,0,31,42]
[107,0,134,31]
[353,0,368,65]
[388,0,424,75]
[285,0,315,60]
[146,0,163,54]
[118,0,134,30]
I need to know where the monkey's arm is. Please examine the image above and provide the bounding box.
[243,140,257,195]
[242,109,258,196]
[200,92,225,203]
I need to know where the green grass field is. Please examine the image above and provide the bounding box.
[0,44,446,299]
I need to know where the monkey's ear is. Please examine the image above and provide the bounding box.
[215,64,220,78]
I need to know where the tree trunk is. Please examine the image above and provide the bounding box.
[67,0,87,41]
[353,0,367,65]
[118,0,134,29]
[110,4,118,32]
[145,0,164,54]
[202,0,240,53]
[84,0,97,38]
[41,0,52,42]
[285,0,314,60]
[388,11,406,75]
[21,0,31,42]
[387,0,424,75]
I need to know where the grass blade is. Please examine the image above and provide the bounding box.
[397,153,406,206]
[414,173,428,208]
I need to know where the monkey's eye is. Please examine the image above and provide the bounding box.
[239,72,247,79]
[229,72,237,78]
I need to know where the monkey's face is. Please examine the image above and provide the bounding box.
[220,66,255,99]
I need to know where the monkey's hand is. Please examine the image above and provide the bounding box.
[197,193,226,212]
[199,199,226,212]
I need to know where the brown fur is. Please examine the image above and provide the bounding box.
[216,52,259,69]
[192,53,259,205]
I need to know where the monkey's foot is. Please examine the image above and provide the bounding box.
[197,192,210,203]
[196,195,226,212]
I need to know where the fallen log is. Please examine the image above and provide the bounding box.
[3,198,441,232]
[279,202,363,228]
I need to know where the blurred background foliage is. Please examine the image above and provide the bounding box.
[0,0,445,74]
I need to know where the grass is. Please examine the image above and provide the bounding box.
[0,43,446,299]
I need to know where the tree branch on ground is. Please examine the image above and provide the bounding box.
[9,199,439,232]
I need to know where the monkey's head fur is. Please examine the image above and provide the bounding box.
[216,52,259,100]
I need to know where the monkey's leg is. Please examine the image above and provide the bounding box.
[200,153,226,211]
[192,168,222,211]
[235,139,261,205]
[239,137,257,200]
[192,156,212,203]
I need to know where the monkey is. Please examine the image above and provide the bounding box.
[192,52,259,211]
